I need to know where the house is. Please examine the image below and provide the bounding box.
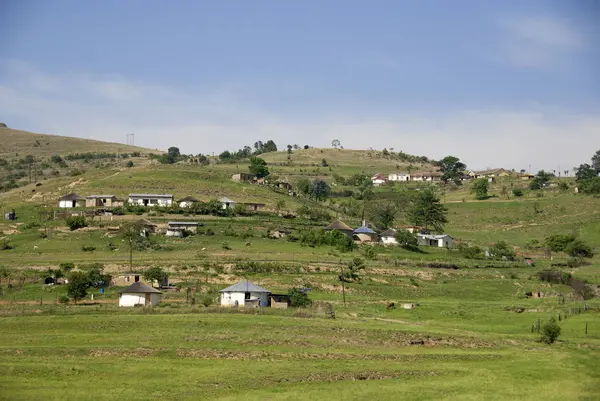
[118,281,162,307]
[58,193,85,208]
[324,220,354,237]
[166,221,198,237]
[353,224,377,243]
[177,196,198,208]
[411,172,442,182]
[231,173,255,183]
[520,172,535,180]
[85,195,122,208]
[417,233,453,248]
[379,228,398,245]
[388,173,410,182]
[219,280,271,307]
[128,194,173,207]
[244,202,266,211]
[112,273,167,288]
[218,196,237,210]
[371,173,387,186]
[469,168,511,180]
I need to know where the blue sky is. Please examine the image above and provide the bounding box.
[0,0,598,171]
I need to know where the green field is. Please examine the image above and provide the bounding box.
[1,131,600,400]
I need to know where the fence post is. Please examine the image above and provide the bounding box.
[585,321,588,336]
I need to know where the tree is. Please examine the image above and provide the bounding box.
[541,317,561,344]
[263,140,278,153]
[395,230,418,249]
[565,239,594,258]
[340,257,365,282]
[487,241,516,261]
[143,267,168,285]
[500,185,509,199]
[303,145,309,150]
[407,188,448,232]
[160,146,181,164]
[575,163,597,181]
[67,271,90,302]
[321,158,328,167]
[126,160,134,168]
[471,178,489,200]
[288,287,311,307]
[287,145,293,154]
[297,179,311,195]
[248,157,270,179]
[120,221,143,273]
[310,179,331,201]
[331,139,341,149]
[530,170,554,190]
[439,156,466,184]
[66,216,87,231]
[368,201,397,229]
[592,150,600,171]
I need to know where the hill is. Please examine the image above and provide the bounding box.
[0,127,162,159]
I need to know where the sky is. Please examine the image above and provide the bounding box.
[0,0,599,171]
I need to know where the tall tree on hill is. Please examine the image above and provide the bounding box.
[248,157,270,178]
[575,163,597,181]
[263,140,278,153]
[331,139,341,149]
[439,156,466,184]
[407,188,448,232]
[592,150,600,171]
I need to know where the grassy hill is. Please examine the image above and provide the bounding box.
[0,127,161,159]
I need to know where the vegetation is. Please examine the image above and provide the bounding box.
[407,188,448,232]
[438,155,466,184]
[65,216,87,231]
[471,178,489,200]
[288,287,311,307]
[541,317,561,344]
[248,157,270,179]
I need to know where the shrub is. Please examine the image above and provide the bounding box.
[288,287,312,307]
[58,295,70,304]
[512,188,524,197]
[81,245,96,252]
[22,221,41,230]
[544,234,576,252]
[564,239,593,258]
[395,230,418,250]
[66,271,90,302]
[205,227,215,236]
[221,241,230,250]
[126,160,134,168]
[487,241,516,261]
[66,216,87,231]
[537,270,571,285]
[458,243,484,259]
[0,239,15,250]
[59,262,75,272]
[541,317,561,344]
[111,206,125,215]
[362,246,377,260]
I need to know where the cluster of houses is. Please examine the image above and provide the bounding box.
[371,168,535,186]
[57,193,266,212]
[325,220,453,248]
[117,275,290,309]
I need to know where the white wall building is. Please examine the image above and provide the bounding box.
[118,282,162,307]
[371,173,387,186]
[58,193,85,208]
[379,229,398,245]
[417,234,453,248]
[219,280,271,307]
[128,194,173,207]
[218,196,237,210]
[388,173,410,182]
[166,221,198,237]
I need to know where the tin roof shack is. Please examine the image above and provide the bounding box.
[128,194,173,207]
[166,221,198,237]
[417,233,453,248]
[58,193,85,208]
[118,282,162,307]
[219,280,271,307]
[324,220,354,237]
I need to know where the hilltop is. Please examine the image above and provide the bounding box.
[0,127,162,159]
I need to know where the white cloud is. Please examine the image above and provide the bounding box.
[0,60,598,171]
[496,15,583,69]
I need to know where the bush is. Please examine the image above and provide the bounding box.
[541,317,561,344]
[458,243,484,259]
[512,188,524,197]
[0,239,15,250]
[111,206,125,215]
[487,241,516,261]
[59,262,75,272]
[564,239,593,258]
[544,234,576,252]
[81,245,96,252]
[58,295,70,304]
[288,287,312,307]
[221,241,230,250]
[362,246,377,260]
[537,270,571,285]
[126,160,134,168]
[66,216,87,231]
[395,230,418,250]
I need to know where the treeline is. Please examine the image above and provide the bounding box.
[219,140,278,163]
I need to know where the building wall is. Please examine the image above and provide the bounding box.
[381,236,398,245]
[271,300,288,309]
[166,229,183,237]
[58,200,84,208]
[119,293,161,307]
[128,197,173,207]
[220,291,269,307]
[179,201,194,208]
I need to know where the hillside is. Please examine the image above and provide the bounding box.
[0,127,162,159]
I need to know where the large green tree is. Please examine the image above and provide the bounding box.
[67,272,90,303]
[471,178,489,200]
[310,179,330,201]
[591,150,600,171]
[575,163,597,181]
[143,267,168,285]
[439,156,466,184]
[368,201,397,229]
[248,157,270,178]
[407,188,448,232]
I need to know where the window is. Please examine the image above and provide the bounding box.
[245,292,251,300]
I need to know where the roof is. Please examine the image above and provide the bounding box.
[353,226,376,234]
[177,196,198,202]
[371,173,387,180]
[137,218,157,227]
[471,168,509,176]
[353,233,373,242]
[218,197,236,204]
[168,221,198,226]
[219,280,271,293]
[86,195,116,199]
[118,281,162,294]
[58,193,84,201]
[325,220,354,231]
[418,233,452,240]
[128,194,173,198]
[379,228,397,237]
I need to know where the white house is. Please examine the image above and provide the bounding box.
[417,234,453,248]
[166,221,198,237]
[128,194,173,207]
[371,173,387,186]
[379,228,398,245]
[118,281,162,307]
[219,280,271,307]
[388,173,410,182]
[218,196,237,210]
[177,196,198,208]
[58,193,85,208]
